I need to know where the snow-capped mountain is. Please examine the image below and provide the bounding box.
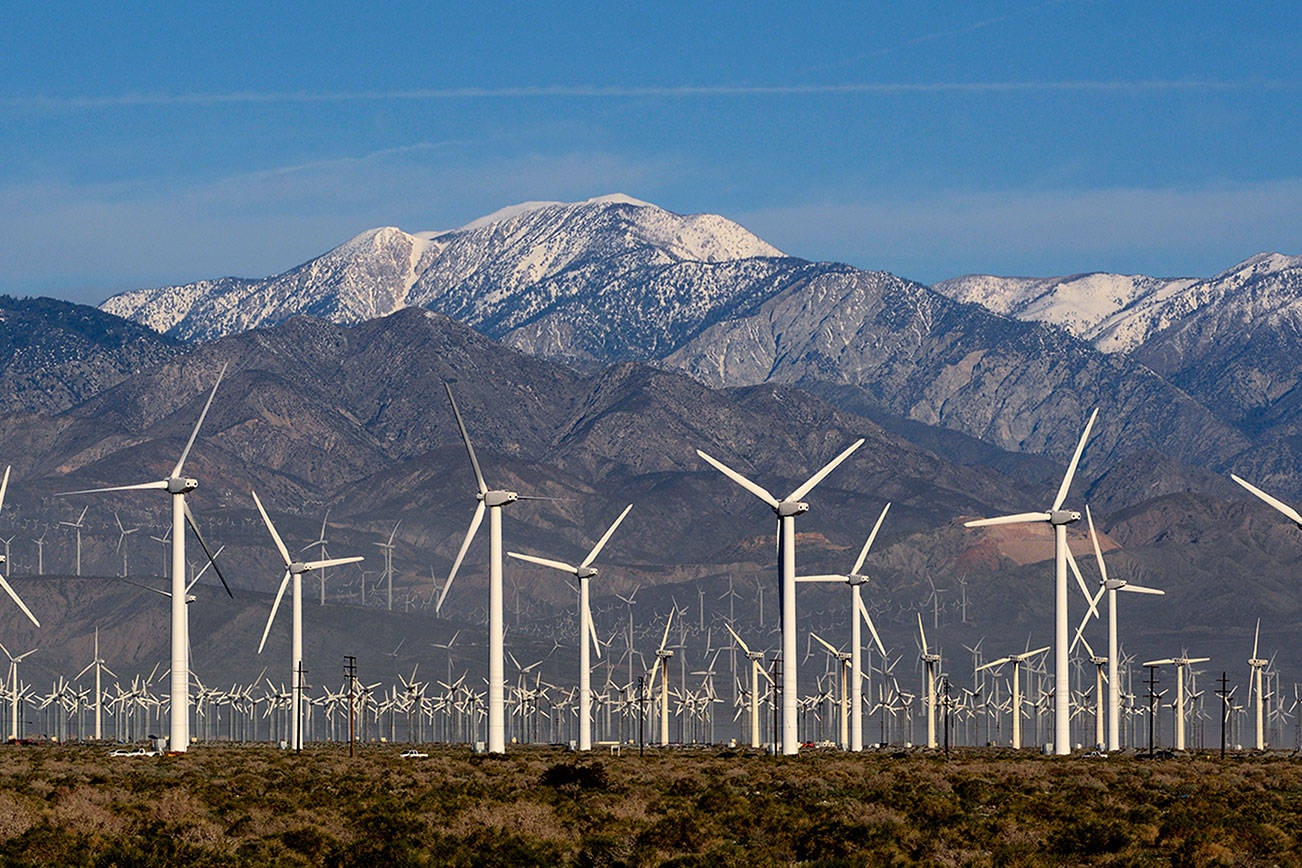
[934,252,1302,356]
[100,194,784,345]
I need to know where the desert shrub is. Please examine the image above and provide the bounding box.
[638,813,702,853]
[1050,816,1131,856]
[281,825,335,859]
[540,762,609,792]
[573,832,634,868]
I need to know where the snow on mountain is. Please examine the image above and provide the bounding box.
[934,252,1302,356]
[100,196,782,343]
[933,272,1197,353]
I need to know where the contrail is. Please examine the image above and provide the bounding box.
[1,79,1291,111]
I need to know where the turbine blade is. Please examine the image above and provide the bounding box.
[695,450,778,508]
[964,512,1051,528]
[1085,504,1109,584]
[1253,617,1260,660]
[0,466,9,515]
[445,384,488,496]
[1120,584,1164,596]
[856,594,888,657]
[184,501,232,598]
[1065,546,1099,620]
[257,570,292,654]
[976,656,1012,672]
[795,574,845,583]
[305,556,364,571]
[579,503,633,569]
[916,611,928,655]
[1231,474,1302,526]
[659,609,675,652]
[725,623,751,656]
[0,572,38,627]
[57,480,169,496]
[786,438,865,502]
[586,599,602,659]
[250,490,292,567]
[438,501,485,614]
[506,552,576,573]
[1052,407,1098,511]
[811,632,839,656]
[851,502,891,575]
[172,362,227,478]
[1143,658,1176,667]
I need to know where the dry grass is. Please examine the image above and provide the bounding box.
[0,745,1299,865]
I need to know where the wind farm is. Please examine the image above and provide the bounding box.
[1,2,1299,858]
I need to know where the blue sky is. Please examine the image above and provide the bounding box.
[1,1,1298,304]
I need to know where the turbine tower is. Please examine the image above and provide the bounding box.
[508,503,633,751]
[438,383,550,754]
[696,437,864,755]
[75,628,115,740]
[252,490,363,750]
[59,365,231,752]
[796,502,890,752]
[1249,619,1268,750]
[647,610,676,746]
[964,408,1098,755]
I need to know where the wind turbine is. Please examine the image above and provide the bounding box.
[1141,654,1208,751]
[796,502,890,752]
[114,512,140,577]
[59,365,231,752]
[1070,505,1163,751]
[437,383,552,755]
[976,644,1049,748]
[60,506,88,576]
[0,642,37,740]
[963,407,1098,755]
[696,437,864,755]
[916,612,941,748]
[75,628,115,740]
[647,610,676,746]
[0,467,39,631]
[252,490,363,751]
[1249,619,1269,750]
[300,508,331,606]
[508,503,632,752]
[724,623,770,749]
[374,520,401,612]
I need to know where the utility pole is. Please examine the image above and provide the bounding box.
[344,656,357,758]
[296,661,309,753]
[1216,671,1230,759]
[1145,665,1160,758]
[637,675,646,757]
[942,677,951,759]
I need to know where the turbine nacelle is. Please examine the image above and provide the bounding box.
[480,490,518,507]
[846,573,870,586]
[1049,509,1080,525]
[776,500,808,517]
[166,477,198,494]
[1103,578,1127,591]
[576,566,598,579]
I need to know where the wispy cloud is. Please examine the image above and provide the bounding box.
[1,79,1293,112]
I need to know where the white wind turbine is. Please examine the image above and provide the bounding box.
[1070,505,1163,751]
[796,502,890,752]
[916,612,941,748]
[60,506,88,576]
[724,623,770,749]
[647,610,676,746]
[964,408,1098,755]
[114,512,140,577]
[696,437,864,755]
[508,503,633,752]
[437,383,553,755]
[300,508,331,606]
[59,365,231,752]
[976,644,1049,748]
[0,642,37,740]
[1249,618,1269,750]
[252,490,363,751]
[75,627,115,740]
[1141,654,1208,751]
